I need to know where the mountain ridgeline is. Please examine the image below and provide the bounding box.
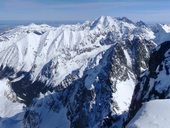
[0,16,170,128]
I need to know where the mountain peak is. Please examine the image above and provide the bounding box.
[136,21,146,27]
[116,17,134,24]
[91,16,115,29]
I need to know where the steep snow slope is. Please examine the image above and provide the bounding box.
[0,16,168,127]
[127,99,170,128]
[0,79,25,118]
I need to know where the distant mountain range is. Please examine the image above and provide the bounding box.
[0,16,170,128]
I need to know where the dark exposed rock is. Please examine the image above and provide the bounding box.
[149,41,170,77]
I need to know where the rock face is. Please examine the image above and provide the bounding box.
[127,41,170,124]
[1,16,170,128]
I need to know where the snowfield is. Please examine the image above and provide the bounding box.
[0,79,25,118]
[127,99,170,128]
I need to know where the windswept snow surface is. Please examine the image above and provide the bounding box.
[127,99,170,128]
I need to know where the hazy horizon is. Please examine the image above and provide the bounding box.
[0,0,170,23]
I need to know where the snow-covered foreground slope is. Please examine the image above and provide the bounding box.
[0,16,170,127]
[0,79,25,128]
[127,99,170,128]
[0,79,25,118]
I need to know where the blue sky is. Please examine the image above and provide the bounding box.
[0,0,170,23]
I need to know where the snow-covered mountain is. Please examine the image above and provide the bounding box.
[127,41,170,128]
[0,16,170,128]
